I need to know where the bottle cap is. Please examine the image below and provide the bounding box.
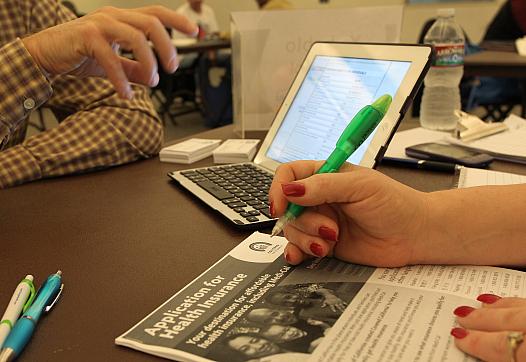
[437,8,455,17]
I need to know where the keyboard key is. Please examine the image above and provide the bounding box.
[233,207,246,213]
[196,180,233,200]
[249,210,260,216]
[247,200,262,206]
[240,196,255,201]
[229,202,247,208]
[240,212,252,217]
[222,198,240,204]
[253,204,268,210]
[246,216,259,222]
[260,208,272,218]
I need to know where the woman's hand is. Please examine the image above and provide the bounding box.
[269,160,431,267]
[22,6,197,99]
[451,294,526,362]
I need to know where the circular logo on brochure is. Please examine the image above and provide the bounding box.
[249,242,272,252]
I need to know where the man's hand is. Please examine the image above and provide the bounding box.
[22,6,197,99]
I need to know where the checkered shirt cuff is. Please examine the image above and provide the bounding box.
[0,38,52,146]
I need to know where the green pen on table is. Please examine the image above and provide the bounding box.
[270,94,393,237]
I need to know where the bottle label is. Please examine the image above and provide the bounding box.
[433,44,464,67]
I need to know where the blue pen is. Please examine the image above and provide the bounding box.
[0,271,63,362]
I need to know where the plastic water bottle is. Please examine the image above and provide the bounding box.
[420,8,465,130]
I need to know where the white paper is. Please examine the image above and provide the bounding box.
[117,232,526,362]
[457,167,526,188]
[161,139,222,156]
[446,114,526,161]
[212,139,260,156]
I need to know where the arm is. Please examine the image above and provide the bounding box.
[270,160,526,267]
[0,1,197,188]
[416,184,526,266]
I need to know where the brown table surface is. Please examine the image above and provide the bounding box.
[464,50,526,78]
[2,122,525,361]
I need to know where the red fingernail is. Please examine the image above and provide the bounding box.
[319,226,338,241]
[454,306,475,318]
[450,327,468,339]
[477,293,501,304]
[284,252,291,263]
[281,183,305,197]
[310,243,324,257]
[269,201,275,218]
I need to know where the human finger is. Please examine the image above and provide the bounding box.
[94,14,158,86]
[283,242,309,266]
[278,166,377,208]
[283,222,334,259]
[135,5,198,36]
[478,294,526,309]
[270,161,324,217]
[89,36,132,99]
[119,57,159,86]
[100,8,178,73]
[287,208,339,242]
[454,305,526,332]
[451,328,526,362]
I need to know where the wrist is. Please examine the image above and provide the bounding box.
[409,191,447,265]
[410,190,466,265]
[22,35,51,79]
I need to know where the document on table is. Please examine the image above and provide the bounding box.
[116,232,526,362]
[447,114,526,164]
[457,167,526,188]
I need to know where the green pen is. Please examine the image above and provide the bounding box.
[270,94,393,237]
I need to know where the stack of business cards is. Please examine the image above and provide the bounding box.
[213,139,260,164]
[159,138,221,164]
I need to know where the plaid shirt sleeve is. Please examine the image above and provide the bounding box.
[0,38,53,188]
[0,0,163,188]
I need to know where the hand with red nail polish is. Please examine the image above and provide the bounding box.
[270,160,526,270]
[270,160,429,267]
[449,295,526,361]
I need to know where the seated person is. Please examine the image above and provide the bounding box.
[173,0,219,40]
[0,1,197,188]
[465,0,526,115]
[269,160,526,362]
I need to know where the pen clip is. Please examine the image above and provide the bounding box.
[45,284,63,312]
[22,278,36,313]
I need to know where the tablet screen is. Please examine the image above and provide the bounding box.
[265,55,411,164]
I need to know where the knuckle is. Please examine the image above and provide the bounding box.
[145,16,163,32]
[500,309,516,328]
[97,6,118,14]
[130,29,147,44]
[81,21,103,39]
[493,333,509,356]
[150,5,168,13]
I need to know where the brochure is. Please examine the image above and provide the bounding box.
[116,232,526,362]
